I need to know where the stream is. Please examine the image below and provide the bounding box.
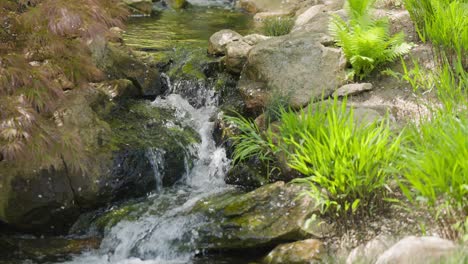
[55,2,255,264]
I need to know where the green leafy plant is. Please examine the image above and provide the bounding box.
[281,98,401,222]
[397,113,468,240]
[262,16,294,36]
[403,0,467,69]
[330,0,412,80]
[223,114,279,176]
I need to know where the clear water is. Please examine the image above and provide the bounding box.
[123,7,253,52]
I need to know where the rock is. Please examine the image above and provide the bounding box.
[375,236,456,264]
[93,79,140,99]
[123,0,153,15]
[291,7,330,34]
[333,83,373,97]
[373,9,416,40]
[242,34,271,46]
[208,30,243,56]
[346,235,394,264]
[224,40,252,73]
[0,236,100,262]
[92,42,163,99]
[225,162,269,188]
[193,181,332,250]
[0,91,199,234]
[294,5,325,28]
[238,31,346,114]
[264,239,324,264]
[236,0,303,14]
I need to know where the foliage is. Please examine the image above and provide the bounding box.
[330,0,411,80]
[223,114,278,175]
[397,112,468,240]
[403,0,468,69]
[0,0,127,167]
[281,99,401,221]
[262,16,294,37]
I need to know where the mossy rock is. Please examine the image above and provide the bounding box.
[192,182,333,250]
[0,236,101,263]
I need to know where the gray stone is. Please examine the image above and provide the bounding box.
[208,30,243,56]
[224,40,252,73]
[333,83,373,97]
[375,236,456,264]
[346,235,394,264]
[238,31,346,114]
[294,5,325,28]
[242,34,272,46]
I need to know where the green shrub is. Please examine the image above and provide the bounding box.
[262,16,294,36]
[398,113,468,240]
[330,0,411,80]
[282,99,401,221]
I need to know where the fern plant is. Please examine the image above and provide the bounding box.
[330,0,412,80]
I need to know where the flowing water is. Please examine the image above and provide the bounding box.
[53,3,255,264]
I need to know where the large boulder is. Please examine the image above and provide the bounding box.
[238,31,346,114]
[193,181,332,250]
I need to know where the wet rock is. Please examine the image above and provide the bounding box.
[92,42,163,99]
[193,182,332,250]
[238,31,346,114]
[123,0,153,15]
[0,93,198,234]
[93,79,140,99]
[346,235,394,264]
[0,236,100,262]
[333,83,373,97]
[208,30,243,56]
[264,239,324,264]
[375,236,456,264]
[225,162,269,188]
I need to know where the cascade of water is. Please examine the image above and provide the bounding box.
[62,70,232,264]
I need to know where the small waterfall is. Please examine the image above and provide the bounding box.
[145,148,165,192]
[62,69,232,264]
